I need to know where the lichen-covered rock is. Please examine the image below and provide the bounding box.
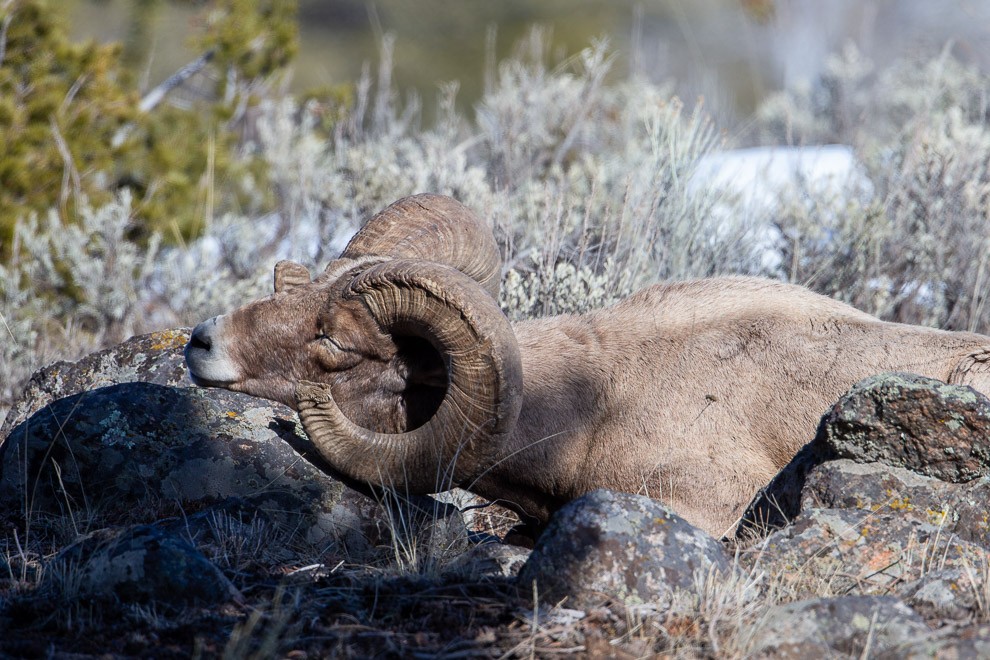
[744,595,929,658]
[741,508,990,596]
[50,524,239,606]
[802,459,957,514]
[888,623,990,659]
[800,459,990,549]
[518,489,733,609]
[740,372,990,539]
[0,382,427,555]
[1,329,191,443]
[819,372,990,483]
[899,568,985,624]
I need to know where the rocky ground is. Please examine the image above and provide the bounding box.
[2,330,990,657]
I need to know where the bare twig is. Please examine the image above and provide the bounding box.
[48,116,82,215]
[0,10,13,67]
[138,49,215,113]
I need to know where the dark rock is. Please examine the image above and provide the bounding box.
[161,493,472,573]
[1,329,191,443]
[740,508,990,596]
[819,372,990,483]
[157,497,295,567]
[446,541,531,580]
[887,622,990,659]
[738,440,833,537]
[745,595,929,657]
[518,489,734,609]
[50,524,239,606]
[899,568,985,624]
[800,459,990,549]
[0,382,428,556]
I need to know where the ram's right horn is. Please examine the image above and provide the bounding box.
[340,193,503,300]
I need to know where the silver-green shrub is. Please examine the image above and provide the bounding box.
[758,45,990,332]
[1,191,160,411]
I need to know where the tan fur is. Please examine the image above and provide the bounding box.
[469,277,990,536]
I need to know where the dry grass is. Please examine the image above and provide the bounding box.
[4,493,990,656]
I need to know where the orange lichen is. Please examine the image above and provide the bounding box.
[150,329,190,351]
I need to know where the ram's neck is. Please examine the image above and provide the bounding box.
[466,314,607,525]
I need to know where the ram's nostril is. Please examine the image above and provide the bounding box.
[189,325,213,352]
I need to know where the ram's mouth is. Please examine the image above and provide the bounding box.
[184,345,240,385]
[186,371,234,389]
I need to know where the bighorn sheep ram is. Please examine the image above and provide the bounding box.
[185,194,990,538]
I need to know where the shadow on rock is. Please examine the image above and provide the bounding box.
[0,381,463,561]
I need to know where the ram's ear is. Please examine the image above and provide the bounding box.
[274,260,312,293]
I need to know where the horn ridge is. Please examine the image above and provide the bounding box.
[296,259,523,494]
[341,194,502,300]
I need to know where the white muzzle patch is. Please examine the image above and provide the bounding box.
[184,315,241,385]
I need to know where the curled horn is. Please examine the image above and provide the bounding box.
[340,194,502,300]
[296,259,523,493]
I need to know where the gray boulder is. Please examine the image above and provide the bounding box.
[1,329,191,443]
[518,489,734,609]
[801,459,990,549]
[50,524,239,606]
[820,372,990,483]
[744,595,929,658]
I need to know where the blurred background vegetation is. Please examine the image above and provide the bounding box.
[61,0,990,118]
[5,0,989,257]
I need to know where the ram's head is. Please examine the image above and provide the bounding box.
[185,194,523,493]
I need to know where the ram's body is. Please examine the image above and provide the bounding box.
[490,277,990,535]
[185,195,990,538]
